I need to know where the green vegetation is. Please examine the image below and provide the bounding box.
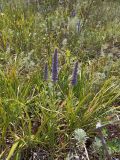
[0,0,120,159]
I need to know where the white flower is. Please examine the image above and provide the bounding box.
[96,122,102,129]
[62,38,67,46]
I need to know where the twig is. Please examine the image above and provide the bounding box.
[84,143,90,160]
[96,122,112,160]
[96,120,120,130]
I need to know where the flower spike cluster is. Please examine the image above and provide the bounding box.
[44,48,79,85]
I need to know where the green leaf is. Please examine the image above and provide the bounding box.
[0,149,6,159]
[6,141,19,160]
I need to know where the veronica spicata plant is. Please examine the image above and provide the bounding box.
[52,48,58,82]
[71,61,79,86]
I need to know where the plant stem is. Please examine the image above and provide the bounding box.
[84,143,90,160]
[97,127,111,160]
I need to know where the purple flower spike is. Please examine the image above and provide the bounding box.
[71,61,79,86]
[52,48,58,82]
[76,20,80,32]
[44,63,48,81]
[71,10,76,17]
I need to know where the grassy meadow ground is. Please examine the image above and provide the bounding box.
[0,0,120,159]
